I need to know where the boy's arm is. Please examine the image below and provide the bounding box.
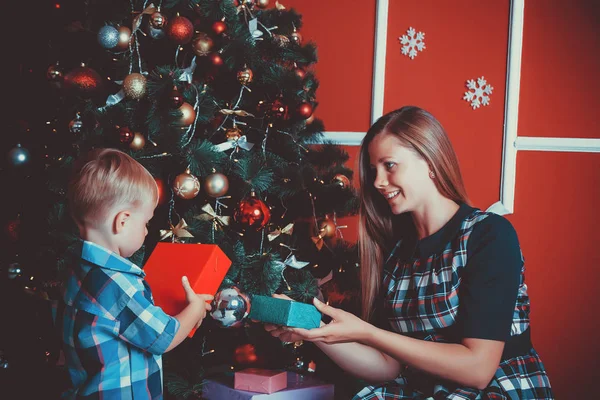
[115,276,212,355]
[165,277,213,352]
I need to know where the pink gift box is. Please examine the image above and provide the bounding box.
[234,368,287,394]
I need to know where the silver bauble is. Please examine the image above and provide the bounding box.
[210,287,250,328]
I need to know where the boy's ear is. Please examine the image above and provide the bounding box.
[114,210,131,234]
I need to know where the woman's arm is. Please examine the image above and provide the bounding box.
[286,299,504,390]
[364,326,504,389]
[269,323,402,382]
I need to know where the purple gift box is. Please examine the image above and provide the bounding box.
[203,371,334,399]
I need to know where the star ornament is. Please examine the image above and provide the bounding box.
[159,219,194,242]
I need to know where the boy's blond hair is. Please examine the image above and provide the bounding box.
[67,148,158,227]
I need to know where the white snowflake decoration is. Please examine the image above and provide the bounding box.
[399,27,426,59]
[463,76,494,109]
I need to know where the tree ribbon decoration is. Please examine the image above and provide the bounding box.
[194,203,231,230]
[219,108,255,118]
[132,3,157,34]
[179,56,197,83]
[281,254,309,270]
[311,234,324,250]
[215,135,254,152]
[104,89,125,107]
[159,218,194,242]
[267,223,294,241]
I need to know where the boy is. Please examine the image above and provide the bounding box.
[62,148,213,399]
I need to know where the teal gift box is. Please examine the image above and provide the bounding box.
[249,295,321,329]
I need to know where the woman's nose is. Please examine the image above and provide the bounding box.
[373,170,388,189]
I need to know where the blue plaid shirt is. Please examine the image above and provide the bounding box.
[62,241,180,399]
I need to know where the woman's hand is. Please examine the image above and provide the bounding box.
[263,294,312,342]
[265,295,374,345]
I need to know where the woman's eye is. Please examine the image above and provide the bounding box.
[384,162,396,170]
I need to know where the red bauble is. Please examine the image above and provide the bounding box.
[296,102,313,119]
[267,98,288,120]
[212,21,227,35]
[208,52,224,67]
[169,85,184,109]
[318,217,336,238]
[155,178,168,205]
[294,67,306,80]
[166,15,194,44]
[234,343,258,364]
[332,174,350,189]
[234,195,271,231]
[5,218,21,241]
[209,114,225,129]
[63,65,103,98]
[118,126,134,144]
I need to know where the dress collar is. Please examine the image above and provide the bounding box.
[415,202,474,258]
[388,203,475,263]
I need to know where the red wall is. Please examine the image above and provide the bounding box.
[286,0,599,397]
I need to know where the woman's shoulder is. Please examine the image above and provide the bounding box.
[462,206,518,238]
[461,207,521,259]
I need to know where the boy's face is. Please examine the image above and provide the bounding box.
[118,199,156,258]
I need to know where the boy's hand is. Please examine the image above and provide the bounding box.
[181,276,213,327]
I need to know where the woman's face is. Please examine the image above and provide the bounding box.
[367,132,434,215]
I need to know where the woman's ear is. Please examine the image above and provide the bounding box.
[113,210,131,234]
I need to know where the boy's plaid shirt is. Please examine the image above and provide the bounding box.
[62,241,180,399]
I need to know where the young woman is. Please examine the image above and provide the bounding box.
[266,106,553,399]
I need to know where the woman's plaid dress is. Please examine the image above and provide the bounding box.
[354,204,553,399]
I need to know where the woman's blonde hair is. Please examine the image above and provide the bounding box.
[358,106,469,322]
[67,148,158,227]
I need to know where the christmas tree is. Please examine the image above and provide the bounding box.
[3,0,362,398]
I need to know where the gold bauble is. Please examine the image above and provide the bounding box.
[225,127,242,141]
[204,172,229,198]
[290,30,302,45]
[123,73,147,99]
[318,217,336,238]
[173,170,200,200]
[177,102,196,126]
[116,26,131,51]
[237,66,253,85]
[332,174,350,189]
[255,0,270,8]
[129,132,146,151]
[191,32,214,56]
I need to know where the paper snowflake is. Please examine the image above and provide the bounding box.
[463,76,494,109]
[399,27,426,59]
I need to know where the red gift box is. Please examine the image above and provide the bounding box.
[234,368,287,394]
[144,243,232,336]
